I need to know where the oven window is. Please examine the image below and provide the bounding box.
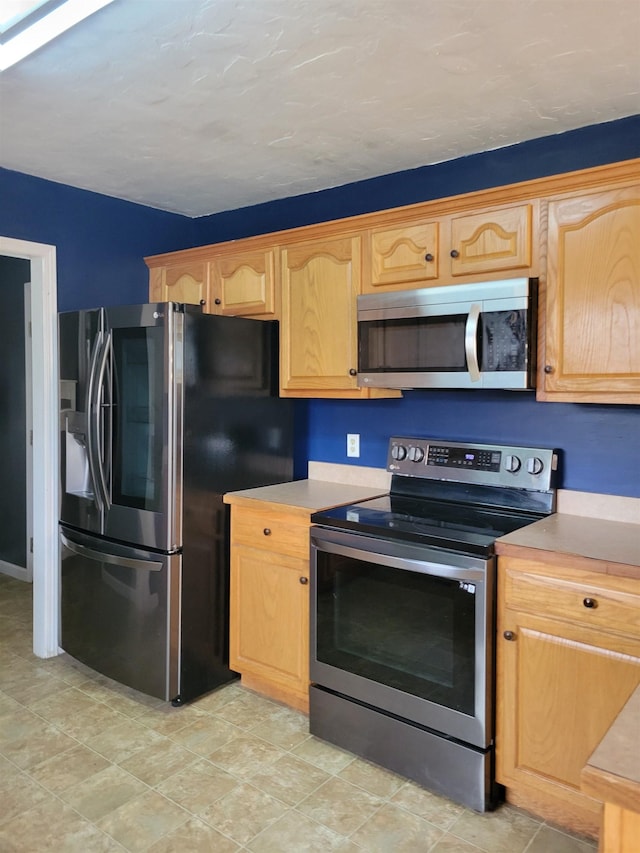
[359,315,468,373]
[315,551,476,715]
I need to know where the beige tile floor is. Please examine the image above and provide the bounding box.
[0,572,598,853]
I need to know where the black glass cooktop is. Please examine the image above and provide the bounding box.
[311,494,544,557]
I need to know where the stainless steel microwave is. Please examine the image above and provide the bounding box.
[357,277,537,390]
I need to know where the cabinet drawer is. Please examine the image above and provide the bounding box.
[231,506,310,559]
[503,568,640,640]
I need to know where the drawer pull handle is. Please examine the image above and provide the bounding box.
[263,528,271,536]
[450,249,460,258]
[424,253,434,262]
[583,597,597,609]
[503,630,516,641]
[299,576,308,585]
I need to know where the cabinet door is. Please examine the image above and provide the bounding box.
[148,261,208,308]
[281,235,361,392]
[365,221,439,291]
[229,544,309,701]
[209,249,277,317]
[497,555,640,837]
[449,204,533,277]
[541,185,640,402]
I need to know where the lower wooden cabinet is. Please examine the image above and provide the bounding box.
[496,556,640,838]
[228,503,311,712]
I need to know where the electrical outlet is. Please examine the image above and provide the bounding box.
[347,433,360,458]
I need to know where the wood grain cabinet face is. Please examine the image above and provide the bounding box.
[280,234,361,394]
[148,261,208,307]
[448,204,533,277]
[363,203,533,293]
[366,221,439,290]
[496,557,640,838]
[209,249,277,318]
[229,506,310,711]
[541,185,640,403]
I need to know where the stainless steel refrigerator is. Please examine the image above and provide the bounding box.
[59,303,294,703]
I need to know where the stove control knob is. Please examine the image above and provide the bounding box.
[391,444,407,461]
[527,456,544,475]
[504,454,521,473]
[408,445,425,463]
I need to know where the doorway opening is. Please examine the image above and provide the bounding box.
[0,237,58,658]
[0,259,32,582]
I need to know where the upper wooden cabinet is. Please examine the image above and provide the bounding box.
[363,202,534,292]
[144,158,639,402]
[146,249,276,318]
[448,203,533,277]
[366,220,440,289]
[148,259,208,306]
[280,233,399,398]
[539,184,640,403]
[209,248,277,317]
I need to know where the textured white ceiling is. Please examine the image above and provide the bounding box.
[1,0,639,217]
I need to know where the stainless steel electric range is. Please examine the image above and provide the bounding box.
[309,436,558,812]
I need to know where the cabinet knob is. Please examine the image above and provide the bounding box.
[503,630,516,641]
[214,298,221,305]
[424,253,434,262]
[349,368,357,377]
[544,365,554,374]
[583,597,598,609]
[199,299,206,306]
[263,528,271,536]
[299,576,308,585]
[450,249,460,259]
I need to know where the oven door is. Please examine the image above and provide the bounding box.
[310,526,495,749]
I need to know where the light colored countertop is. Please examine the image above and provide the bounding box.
[223,478,385,516]
[496,513,640,579]
[581,684,640,814]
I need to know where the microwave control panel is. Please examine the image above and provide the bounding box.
[387,436,557,492]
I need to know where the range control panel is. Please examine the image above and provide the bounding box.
[387,436,558,491]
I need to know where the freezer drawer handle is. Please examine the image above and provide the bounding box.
[60,533,163,572]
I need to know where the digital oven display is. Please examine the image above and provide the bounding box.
[427,445,502,472]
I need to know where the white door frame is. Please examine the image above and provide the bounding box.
[0,237,59,658]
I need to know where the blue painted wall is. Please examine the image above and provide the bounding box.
[2,116,639,496]
[191,115,640,242]
[0,169,195,311]
[189,115,640,499]
[305,393,640,498]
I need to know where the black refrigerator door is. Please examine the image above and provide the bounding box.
[182,310,293,494]
[59,308,104,535]
[59,524,181,701]
[103,303,180,552]
[178,310,294,701]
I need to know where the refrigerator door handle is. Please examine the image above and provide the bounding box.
[60,531,163,572]
[94,331,112,511]
[86,330,104,511]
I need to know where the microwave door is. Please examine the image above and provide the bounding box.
[59,308,105,535]
[357,302,478,389]
[103,304,178,552]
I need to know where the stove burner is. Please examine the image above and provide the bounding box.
[312,436,558,557]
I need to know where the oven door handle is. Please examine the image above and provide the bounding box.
[312,538,486,582]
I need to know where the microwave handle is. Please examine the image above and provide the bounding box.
[464,304,481,382]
